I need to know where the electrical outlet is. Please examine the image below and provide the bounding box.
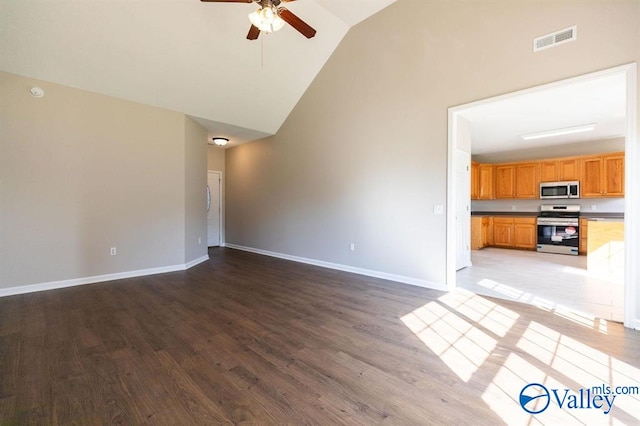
[591,205,597,211]
[433,204,444,215]
[350,243,355,251]
[198,237,202,244]
[110,247,117,256]
[511,205,517,211]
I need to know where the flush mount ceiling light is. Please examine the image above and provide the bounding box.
[210,137,229,147]
[521,123,597,140]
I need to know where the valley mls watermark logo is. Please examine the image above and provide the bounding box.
[519,383,551,414]
[518,382,632,415]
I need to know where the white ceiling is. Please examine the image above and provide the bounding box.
[461,73,627,156]
[3,1,624,152]
[0,0,396,148]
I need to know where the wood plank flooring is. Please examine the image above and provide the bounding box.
[1,247,640,424]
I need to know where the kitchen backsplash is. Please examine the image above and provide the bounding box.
[471,198,624,213]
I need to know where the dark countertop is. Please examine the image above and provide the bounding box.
[471,211,624,219]
[580,212,624,220]
[471,211,539,217]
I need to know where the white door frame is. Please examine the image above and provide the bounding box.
[446,63,639,330]
[207,170,222,247]
[455,148,472,270]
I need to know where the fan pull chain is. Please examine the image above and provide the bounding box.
[261,36,264,68]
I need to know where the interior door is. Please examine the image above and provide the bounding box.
[207,171,221,247]
[456,149,471,270]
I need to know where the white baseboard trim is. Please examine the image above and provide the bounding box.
[0,255,210,298]
[185,255,209,269]
[224,244,445,291]
[627,319,640,331]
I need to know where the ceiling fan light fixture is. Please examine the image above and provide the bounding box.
[210,137,229,147]
[249,6,284,33]
[271,15,286,32]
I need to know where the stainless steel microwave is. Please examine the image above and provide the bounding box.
[540,181,580,199]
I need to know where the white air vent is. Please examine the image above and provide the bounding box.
[533,26,577,52]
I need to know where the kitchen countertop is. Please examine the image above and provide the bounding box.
[471,211,625,219]
[471,211,539,217]
[579,212,624,220]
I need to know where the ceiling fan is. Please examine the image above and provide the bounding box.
[201,0,316,40]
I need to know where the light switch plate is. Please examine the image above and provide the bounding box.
[434,204,444,215]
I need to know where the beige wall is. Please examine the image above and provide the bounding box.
[184,117,208,262]
[225,0,639,286]
[0,71,206,289]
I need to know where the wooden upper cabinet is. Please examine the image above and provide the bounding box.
[515,163,538,198]
[494,163,537,199]
[475,152,622,201]
[539,161,558,182]
[539,158,580,182]
[478,164,494,199]
[603,154,624,196]
[494,165,515,198]
[471,161,479,200]
[558,158,580,181]
[581,156,603,197]
[581,153,624,198]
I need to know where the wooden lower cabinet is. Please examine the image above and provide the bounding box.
[579,218,588,255]
[471,216,492,250]
[493,218,514,247]
[473,216,536,251]
[513,218,537,249]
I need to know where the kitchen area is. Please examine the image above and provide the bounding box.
[453,69,628,323]
[459,149,625,322]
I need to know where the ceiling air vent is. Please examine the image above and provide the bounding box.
[533,26,577,52]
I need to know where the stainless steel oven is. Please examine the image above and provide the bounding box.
[537,205,580,255]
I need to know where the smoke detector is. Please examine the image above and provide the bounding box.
[29,87,45,98]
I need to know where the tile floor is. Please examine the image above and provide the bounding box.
[456,248,624,322]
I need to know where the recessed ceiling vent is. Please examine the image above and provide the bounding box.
[533,26,577,52]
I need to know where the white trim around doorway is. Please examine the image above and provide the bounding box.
[446,63,639,330]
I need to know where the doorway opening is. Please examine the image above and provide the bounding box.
[207,171,222,247]
[446,63,638,329]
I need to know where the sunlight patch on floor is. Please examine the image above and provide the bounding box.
[402,290,640,424]
[513,321,640,422]
[476,278,609,331]
[457,247,623,322]
[400,289,516,382]
[477,278,532,301]
[438,288,518,337]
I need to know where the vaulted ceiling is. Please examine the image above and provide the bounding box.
[0,0,397,145]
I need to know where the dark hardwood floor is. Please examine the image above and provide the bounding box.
[1,247,640,424]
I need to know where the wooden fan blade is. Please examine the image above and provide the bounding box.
[279,8,316,39]
[200,0,253,3]
[247,25,260,40]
